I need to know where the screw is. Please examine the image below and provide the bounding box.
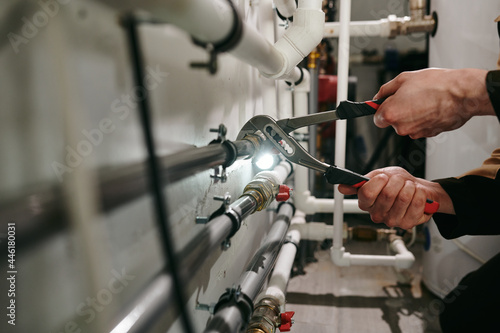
[222,239,231,250]
[196,216,209,224]
[214,193,231,207]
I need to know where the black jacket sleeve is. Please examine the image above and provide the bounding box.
[431,72,500,239]
[432,171,500,239]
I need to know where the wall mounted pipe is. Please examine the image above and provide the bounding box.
[110,162,292,333]
[255,210,304,312]
[323,0,436,38]
[263,0,325,80]
[204,202,295,333]
[120,0,324,82]
[0,135,264,254]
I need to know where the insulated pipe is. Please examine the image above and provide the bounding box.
[274,0,297,20]
[256,210,304,311]
[204,202,295,333]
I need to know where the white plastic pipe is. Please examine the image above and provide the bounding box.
[258,160,293,185]
[143,0,303,82]
[274,0,297,19]
[292,70,367,215]
[323,20,391,38]
[260,0,279,119]
[333,0,351,251]
[257,211,304,311]
[331,238,415,269]
[263,0,325,80]
[290,222,333,242]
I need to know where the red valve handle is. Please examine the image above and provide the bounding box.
[279,311,295,332]
[276,185,292,202]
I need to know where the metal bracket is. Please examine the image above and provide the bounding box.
[210,165,227,183]
[190,44,218,74]
[196,192,232,224]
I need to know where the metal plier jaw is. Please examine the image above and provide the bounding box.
[237,115,330,173]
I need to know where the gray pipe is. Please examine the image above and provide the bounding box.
[109,195,260,333]
[1,138,260,253]
[204,202,295,333]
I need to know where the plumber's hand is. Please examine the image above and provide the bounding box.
[373,68,495,139]
[338,167,454,230]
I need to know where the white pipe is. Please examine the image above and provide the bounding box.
[333,0,351,252]
[260,0,279,119]
[323,20,391,38]
[257,211,304,311]
[258,160,293,185]
[263,0,325,80]
[390,237,416,269]
[331,237,415,269]
[292,73,367,214]
[290,222,333,242]
[142,0,307,82]
[274,0,297,19]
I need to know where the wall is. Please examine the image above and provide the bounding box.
[0,0,281,332]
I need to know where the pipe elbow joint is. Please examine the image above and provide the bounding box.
[261,0,324,80]
[330,247,351,267]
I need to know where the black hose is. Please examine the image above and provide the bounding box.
[122,13,194,333]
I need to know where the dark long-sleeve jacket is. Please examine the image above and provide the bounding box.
[432,70,500,239]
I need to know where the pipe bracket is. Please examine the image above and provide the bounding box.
[190,0,244,75]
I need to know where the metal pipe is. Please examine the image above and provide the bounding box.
[0,135,262,253]
[110,164,292,333]
[204,202,295,333]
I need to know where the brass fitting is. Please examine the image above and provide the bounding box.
[307,48,320,69]
[246,297,281,333]
[241,173,280,211]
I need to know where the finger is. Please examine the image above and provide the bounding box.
[338,184,358,196]
[389,180,416,224]
[357,174,389,211]
[369,175,405,223]
[403,186,429,227]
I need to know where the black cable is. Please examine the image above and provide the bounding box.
[122,13,195,333]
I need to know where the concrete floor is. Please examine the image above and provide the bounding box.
[286,240,443,333]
